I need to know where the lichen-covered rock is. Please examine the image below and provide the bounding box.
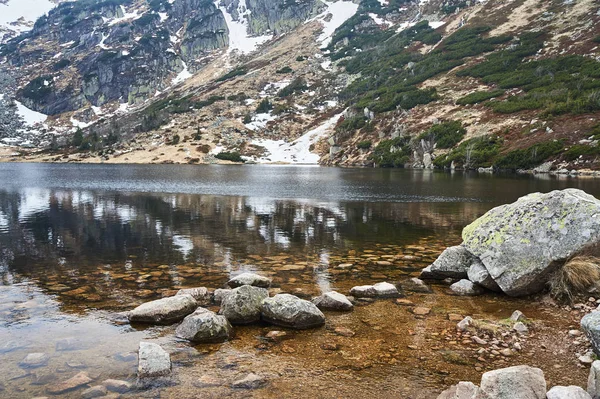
[450,279,485,296]
[177,287,211,306]
[312,291,354,311]
[463,189,600,296]
[213,288,233,304]
[137,342,171,380]
[261,294,325,329]
[546,385,591,399]
[219,285,269,324]
[420,246,474,280]
[478,365,546,399]
[227,272,272,288]
[176,308,233,343]
[467,259,501,292]
[588,360,600,399]
[128,294,197,324]
[582,312,600,356]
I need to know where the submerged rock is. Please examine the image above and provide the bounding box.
[478,365,546,399]
[128,294,197,324]
[47,372,93,394]
[219,285,269,324]
[420,246,474,280]
[175,308,233,343]
[546,385,591,399]
[20,353,49,368]
[462,189,600,296]
[81,385,107,399]
[176,287,211,306]
[103,379,132,393]
[137,342,171,380]
[231,373,267,389]
[261,294,325,329]
[227,272,272,288]
[401,277,433,293]
[450,279,485,296]
[312,291,354,311]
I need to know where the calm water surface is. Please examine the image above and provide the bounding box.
[0,164,598,398]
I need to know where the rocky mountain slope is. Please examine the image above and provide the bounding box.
[0,0,599,172]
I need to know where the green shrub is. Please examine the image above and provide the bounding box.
[593,36,600,43]
[278,77,307,97]
[418,121,466,149]
[296,55,307,61]
[433,136,502,168]
[255,98,273,114]
[215,152,245,162]
[243,113,252,124]
[53,59,71,71]
[216,67,247,82]
[563,144,600,161]
[336,115,367,132]
[495,140,564,170]
[456,89,504,105]
[371,136,412,167]
[357,140,372,149]
[169,135,180,145]
[276,66,293,74]
[71,128,84,147]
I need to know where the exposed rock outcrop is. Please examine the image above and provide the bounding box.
[175,308,233,343]
[219,285,269,324]
[137,342,171,380]
[128,294,197,324]
[312,291,354,311]
[261,294,325,329]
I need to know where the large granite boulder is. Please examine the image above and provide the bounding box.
[128,294,197,324]
[582,312,600,356]
[478,365,546,399]
[261,294,325,329]
[420,246,474,280]
[138,342,171,380]
[436,381,479,399]
[219,285,269,324]
[462,189,600,296]
[546,386,591,399]
[227,272,272,288]
[176,287,211,306]
[175,308,233,343]
[467,260,501,292]
[588,360,600,399]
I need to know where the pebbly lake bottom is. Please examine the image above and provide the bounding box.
[1,164,600,398]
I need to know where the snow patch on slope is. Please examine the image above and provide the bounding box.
[216,0,272,55]
[172,61,192,85]
[14,100,47,126]
[249,112,343,164]
[317,0,359,47]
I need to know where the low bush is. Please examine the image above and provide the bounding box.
[278,77,307,97]
[418,121,466,149]
[370,136,412,167]
[276,66,293,74]
[357,140,372,150]
[456,89,504,105]
[255,98,273,113]
[433,136,502,168]
[215,152,244,162]
[495,140,564,170]
[216,67,247,82]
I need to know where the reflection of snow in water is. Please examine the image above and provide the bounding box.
[172,235,193,259]
[18,188,51,222]
[315,250,333,293]
[0,210,8,230]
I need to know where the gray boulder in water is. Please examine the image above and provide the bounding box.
[176,287,211,306]
[128,294,197,324]
[450,279,485,296]
[137,342,171,380]
[219,285,269,324]
[420,246,474,280]
[312,291,354,311]
[227,272,272,288]
[478,365,546,399]
[462,189,600,296]
[175,308,233,343]
[261,294,325,329]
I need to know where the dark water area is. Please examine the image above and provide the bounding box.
[0,164,598,398]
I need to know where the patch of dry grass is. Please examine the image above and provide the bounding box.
[549,255,600,301]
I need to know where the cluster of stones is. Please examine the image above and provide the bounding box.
[420,189,600,297]
[438,361,600,399]
[124,272,402,385]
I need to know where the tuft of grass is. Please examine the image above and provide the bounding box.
[549,256,600,301]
